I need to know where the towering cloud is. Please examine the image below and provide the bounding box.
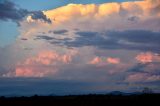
[43,0,160,30]
[0,0,160,94]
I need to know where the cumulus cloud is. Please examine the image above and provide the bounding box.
[0,0,51,25]
[19,0,160,51]
[126,52,160,83]
[21,51,72,65]
[89,56,120,65]
[107,57,120,64]
[42,0,160,31]
[136,52,160,64]
[2,51,74,77]
[15,67,53,77]
[89,57,101,64]
[0,0,160,92]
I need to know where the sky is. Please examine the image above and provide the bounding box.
[0,0,160,96]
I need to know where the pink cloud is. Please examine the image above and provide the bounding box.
[15,66,58,77]
[14,51,73,77]
[89,57,101,64]
[136,52,160,64]
[89,57,121,65]
[106,57,120,64]
[61,55,72,64]
[22,51,73,65]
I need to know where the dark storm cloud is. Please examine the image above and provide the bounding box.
[60,30,160,52]
[0,0,51,25]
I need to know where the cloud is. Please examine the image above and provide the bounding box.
[15,67,52,77]
[20,38,28,41]
[19,0,160,50]
[125,52,160,83]
[58,30,160,52]
[126,72,160,82]
[107,57,120,64]
[89,56,120,65]
[3,51,74,77]
[21,51,73,66]
[53,29,68,35]
[30,11,52,24]
[0,0,29,24]
[0,0,160,93]
[136,52,160,64]
[89,57,101,64]
[35,35,54,40]
[0,0,51,25]
[76,31,98,37]
[43,0,160,31]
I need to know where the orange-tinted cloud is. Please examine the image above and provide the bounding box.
[43,0,160,25]
[14,51,73,77]
[23,51,73,65]
[15,66,58,77]
[89,57,101,64]
[89,57,120,65]
[107,57,120,64]
[136,52,160,64]
[61,55,72,64]
[24,51,59,65]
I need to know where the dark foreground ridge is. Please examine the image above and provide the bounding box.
[0,93,159,106]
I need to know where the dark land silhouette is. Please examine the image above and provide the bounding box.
[0,93,159,106]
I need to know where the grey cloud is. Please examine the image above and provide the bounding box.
[0,0,29,24]
[127,16,139,22]
[75,31,98,37]
[52,29,68,35]
[125,62,160,84]
[35,35,54,40]
[30,11,52,24]
[107,30,160,45]
[0,0,51,25]
[60,30,160,52]
[128,62,160,75]
[20,38,28,41]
